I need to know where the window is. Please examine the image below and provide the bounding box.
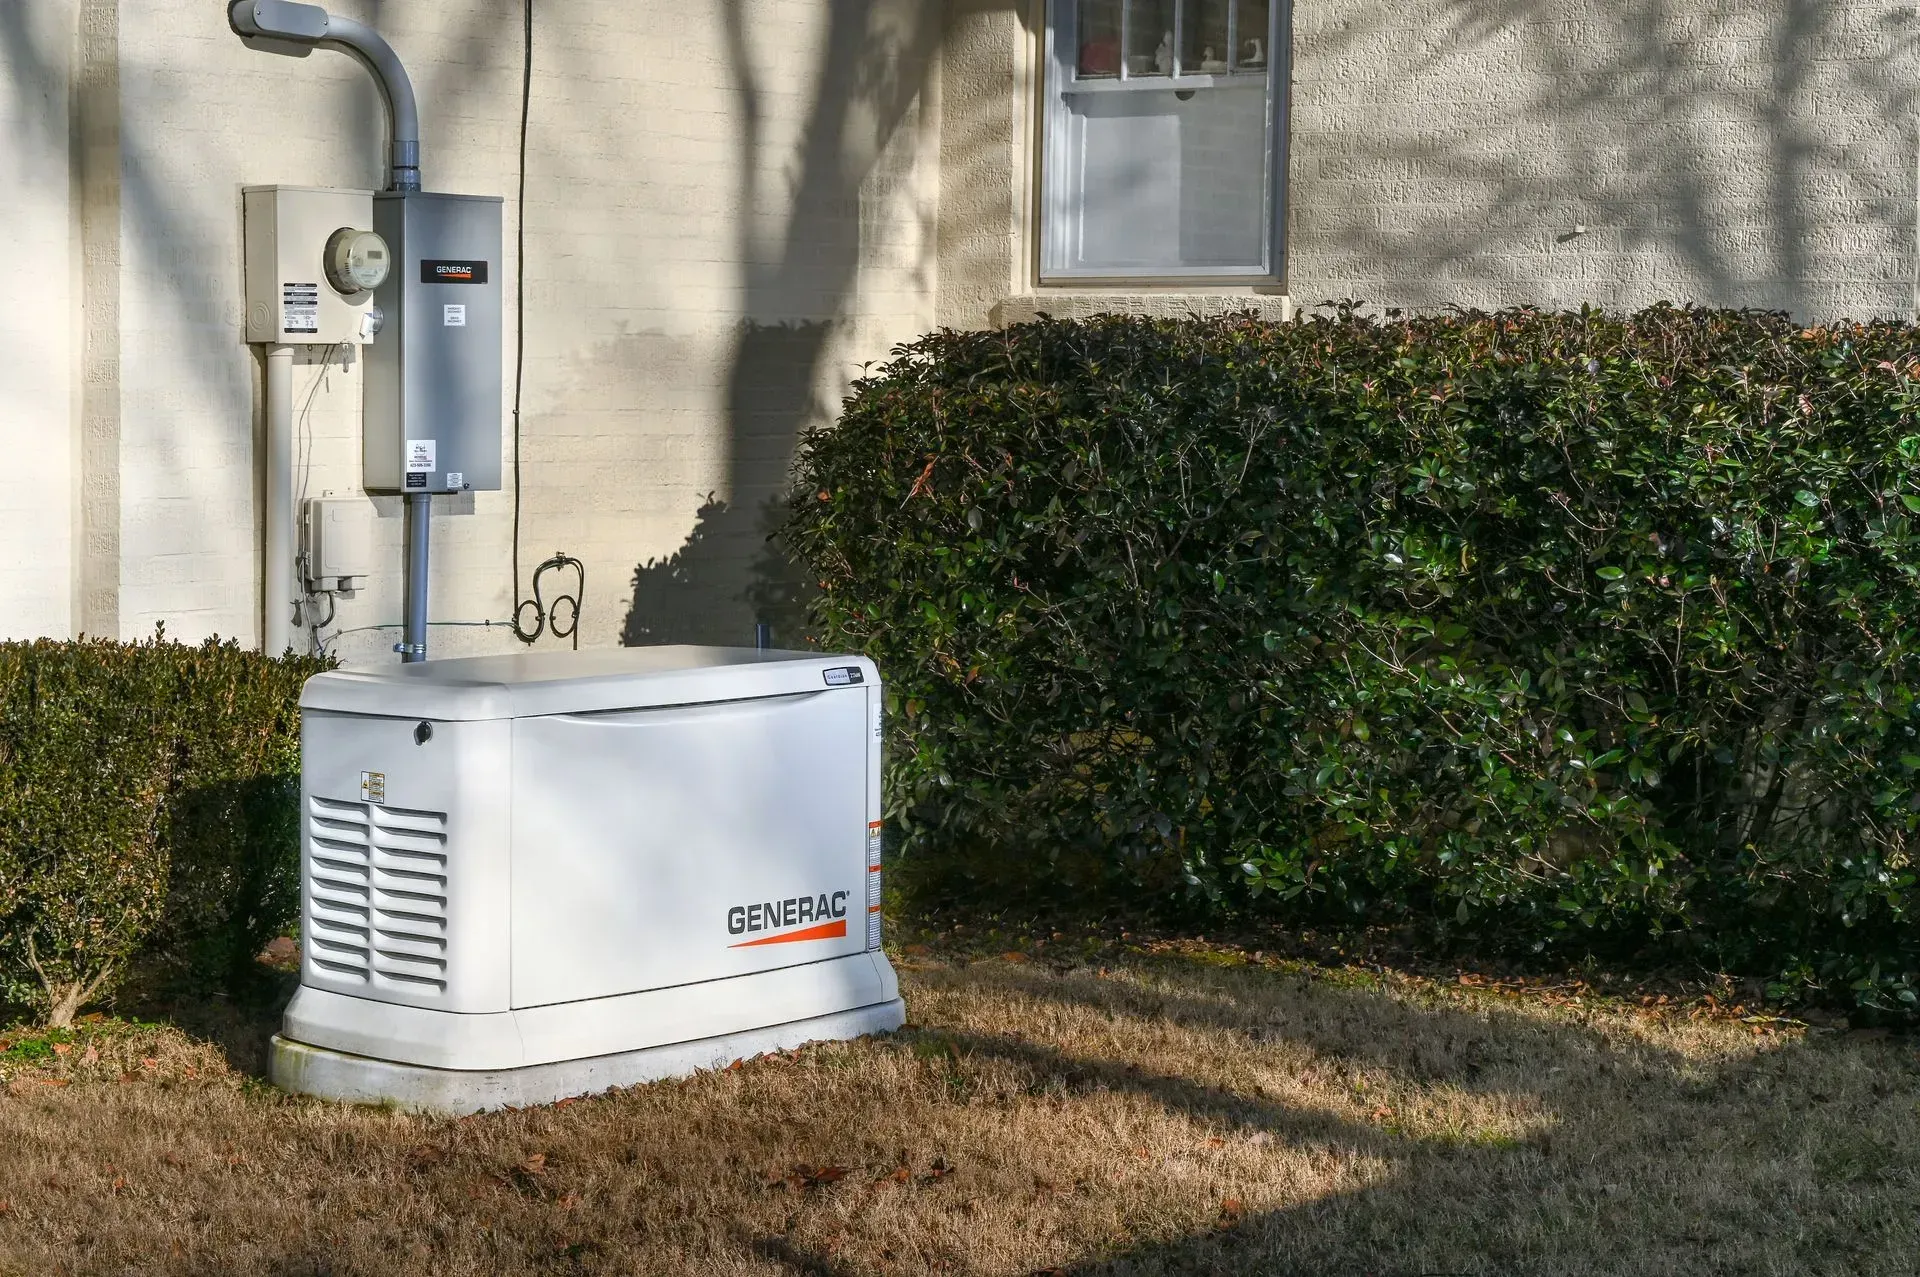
[1040,0,1287,281]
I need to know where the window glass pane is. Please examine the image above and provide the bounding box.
[1060,89,1269,271]
[1043,0,1281,277]
[1075,0,1120,78]
[1181,0,1231,74]
[1125,0,1176,77]
[1234,0,1270,72]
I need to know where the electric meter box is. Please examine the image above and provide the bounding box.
[270,646,903,1113]
[243,185,381,345]
[363,190,504,495]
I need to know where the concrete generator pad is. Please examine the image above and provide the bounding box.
[270,998,906,1113]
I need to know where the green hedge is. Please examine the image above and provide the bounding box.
[0,634,326,1025]
[782,306,1920,1016]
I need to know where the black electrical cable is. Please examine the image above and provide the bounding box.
[519,552,585,649]
[509,0,583,647]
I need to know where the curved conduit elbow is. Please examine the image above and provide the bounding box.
[227,0,421,190]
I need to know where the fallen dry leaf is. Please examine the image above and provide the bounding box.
[406,1145,445,1172]
[519,1154,548,1177]
[51,1042,71,1056]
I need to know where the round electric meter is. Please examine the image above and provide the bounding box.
[324,227,391,295]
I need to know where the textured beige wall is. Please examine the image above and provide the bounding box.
[936,0,1031,330]
[0,0,76,640]
[939,0,1920,325]
[7,0,938,660]
[1288,1,1920,317]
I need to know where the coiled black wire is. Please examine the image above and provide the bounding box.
[516,552,584,649]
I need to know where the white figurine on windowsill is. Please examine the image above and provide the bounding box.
[1243,37,1265,67]
[1199,45,1229,72]
[1154,31,1173,74]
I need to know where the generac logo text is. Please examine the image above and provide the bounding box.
[729,891,848,937]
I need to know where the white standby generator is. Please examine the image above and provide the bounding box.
[270,647,904,1112]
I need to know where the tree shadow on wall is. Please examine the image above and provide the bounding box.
[620,320,830,649]
[621,0,943,650]
[1292,0,1920,314]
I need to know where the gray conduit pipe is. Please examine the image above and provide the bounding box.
[227,1,421,192]
[230,1,434,660]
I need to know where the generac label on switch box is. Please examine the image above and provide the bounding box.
[420,259,488,284]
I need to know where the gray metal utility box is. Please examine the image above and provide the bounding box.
[364,191,504,495]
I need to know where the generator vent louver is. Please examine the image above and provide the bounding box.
[307,796,451,994]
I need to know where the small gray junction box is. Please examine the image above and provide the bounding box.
[364,191,504,495]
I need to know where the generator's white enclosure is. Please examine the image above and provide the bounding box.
[271,646,902,1112]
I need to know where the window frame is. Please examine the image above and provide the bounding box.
[1036,0,1292,285]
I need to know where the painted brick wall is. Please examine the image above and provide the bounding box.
[0,1,76,640]
[27,0,937,661]
[1288,1,1920,316]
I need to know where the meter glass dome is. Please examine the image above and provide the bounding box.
[325,227,391,295]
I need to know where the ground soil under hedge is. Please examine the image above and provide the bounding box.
[1,935,1915,1276]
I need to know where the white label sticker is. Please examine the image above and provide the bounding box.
[405,440,436,473]
[445,472,464,489]
[359,771,386,803]
[283,282,320,335]
[443,304,467,327]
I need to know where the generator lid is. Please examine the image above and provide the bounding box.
[300,646,880,721]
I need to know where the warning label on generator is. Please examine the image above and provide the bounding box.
[283,282,319,335]
[359,771,386,803]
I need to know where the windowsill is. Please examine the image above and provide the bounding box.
[1060,73,1268,95]
[992,291,1294,327]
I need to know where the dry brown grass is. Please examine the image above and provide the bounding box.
[0,940,1916,1276]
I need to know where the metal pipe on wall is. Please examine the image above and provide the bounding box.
[231,1,434,660]
[400,493,430,662]
[264,344,296,655]
[227,2,421,192]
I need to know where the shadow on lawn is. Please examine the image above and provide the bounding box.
[892,959,1916,1277]
[110,964,295,1082]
